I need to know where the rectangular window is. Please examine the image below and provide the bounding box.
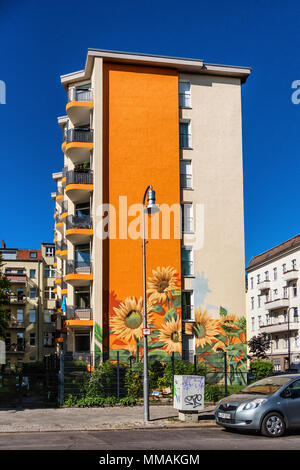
[45,246,55,257]
[291,282,297,297]
[179,121,192,149]
[258,316,262,327]
[180,160,193,189]
[44,310,54,323]
[44,266,55,278]
[30,288,36,299]
[29,310,36,323]
[250,277,254,289]
[282,263,287,273]
[179,81,191,108]
[30,252,37,258]
[283,287,288,299]
[30,333,36,347]
[17,269,24,275]
[273,289,278,299]
[251,317,255,331]
[181,246,193,276]
[258,296,261,308]
[181,203,194,233]
[257,274,260,284]
[292,259,297,270]
[275,336,279,350]
[45,287,56,300]
[284,334,289,348]
[273,267,277,280]
[265,271,269,281]
[17,309,23,322]
[43,332,54,347]
[294,307,298,322]
[251,297,254,310]
[30,269,36,279]
[182,291,194,320]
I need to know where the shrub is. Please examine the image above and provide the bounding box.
[84,361,117,398]
[119,396,137,406]
[250,360,274,379]
[124,368,143,398]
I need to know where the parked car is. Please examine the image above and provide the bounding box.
[215,374,300,437]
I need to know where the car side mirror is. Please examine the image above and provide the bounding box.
[282,389,292,399]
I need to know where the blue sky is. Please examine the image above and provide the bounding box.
[0,0,299,265]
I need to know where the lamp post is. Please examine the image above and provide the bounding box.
[142,185,159,423]
[287,306,292,370]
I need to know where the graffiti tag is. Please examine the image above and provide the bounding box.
[184,393,203,409]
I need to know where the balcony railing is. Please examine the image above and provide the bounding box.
[66,260,92,275]
[180,174,193,190]
[66,214,92,230]
[66,306,93,320]
[182,305,194,321]
[56,187,64,197]
[61,200,68,214]
[180,133,192,149]
[68,88,93,102]
[8,295,27,305]
[179,94,191,108]
[182,261,193,277]
[8,321,25,329]
[182,216,194,233]
[6,341,26,353]
[65,170,93,186]
[65,128,93,144]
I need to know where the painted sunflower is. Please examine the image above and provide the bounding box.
[147,266,179,305]
[158,317,182,354]
[111,296,152,342]
[212,340,226,352]
[185,310,220,348]
[220,313,239,328]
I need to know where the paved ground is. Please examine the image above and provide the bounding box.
[0,427,300,450]
[0,404,216,433]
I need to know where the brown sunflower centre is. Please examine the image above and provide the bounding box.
[193,323,206,338]
[125,310,142,329]
[157,279,169,293]
[171,332,180,343]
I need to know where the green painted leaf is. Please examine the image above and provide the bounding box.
[148,324,158,329]
[148,341,166,350]
[219,306,228,317]
[196,343,215,354]
[151,305,164,313]
[109,349,131,362]
[172,296,181,308]
[171,290,181,297]
[164,308,177,322]
[150,330,161,338]
[94,322,103,344]
[94,343,102,355]
[148,350,170,362]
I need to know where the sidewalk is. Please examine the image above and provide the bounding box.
[0,404,217,433]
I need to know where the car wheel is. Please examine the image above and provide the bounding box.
[261,412,286,438]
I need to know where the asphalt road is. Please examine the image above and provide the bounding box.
[0,427,300,450]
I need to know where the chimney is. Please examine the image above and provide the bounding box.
[1,240,5,249]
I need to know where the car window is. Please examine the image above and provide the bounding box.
[285,379,300,398]
[240,376,293,395]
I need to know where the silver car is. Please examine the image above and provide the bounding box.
[215,374,300,437]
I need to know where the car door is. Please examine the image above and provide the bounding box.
[281,379,300,427]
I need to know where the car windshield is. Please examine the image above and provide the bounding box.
[238,376,293,395]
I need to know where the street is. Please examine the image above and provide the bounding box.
[0,427,300,450]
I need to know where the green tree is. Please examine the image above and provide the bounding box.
[248,333,271,360]
[0,255,10,339]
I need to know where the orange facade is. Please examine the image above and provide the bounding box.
[102,63,182,361]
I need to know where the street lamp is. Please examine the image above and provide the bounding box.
[142,185,159,423]
[287,306,293,370]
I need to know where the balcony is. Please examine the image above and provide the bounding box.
[8,320,25,329]
[55,187,64,204]
[61,200,68,221]
[265,298,290,310]
[60,281,68,296]
[65,215,93,243]
[260,320,299,334]
[65,260,93,286]
[8,294,27,305]
[284,270,298,283]
[64,129,94,163]
[65,306,93,327]
[58,240,68,260]
[6,274,27,284]
[66,88,93,126]
[65,170,93,203]
[6,341,26,353]
[55,214,64,234]
[258,280,271,292]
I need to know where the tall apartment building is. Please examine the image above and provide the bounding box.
[0,241,56,369]
[52,49,250,367]
[246,235,300,371]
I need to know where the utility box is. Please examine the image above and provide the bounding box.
[173,375,205,411]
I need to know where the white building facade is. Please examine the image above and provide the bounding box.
[246,235,300,371]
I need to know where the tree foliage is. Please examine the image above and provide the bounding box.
[0,255,10,339]
[248,333,271,360]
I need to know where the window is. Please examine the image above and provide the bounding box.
[182,335,195,362]
[291,282,297,297]
[266,313,271,325]
[251,297,254,310]
[30,269,36,279]
[283,286,288,299]
[292,259,297,270]
[17,269,24,275]
[251,317,255,331]
[273,289,278,299]
[258,295,261,308]
[258,316,262,327]
[283,310,287,322]
[257,274,260,284]
[294,334,299,348]
[293,307,298,322]
[181,203,194,233]
[44,266,55,278]
[30,252,37,259]
[265,271,269,281]
[75,244,90,267]
[274,337,279,350]
[273,267,277,280]
[44,310,54,323]
[17,309,23,322]
[43,332,54,347]
[250,277,254,289]
[282,263,287,274]
[45,287,56,300]
[75,333,90,352]
[181,246,193,276]
[75,287,90,309]
[179,121,192,149]
[45,245,55,257]
[30,333,36,347]
[284,334,289,348]
[179,81,191,108]
[29,310,36,323]
[182,291,194,320]
[180,160,193,189]
[30,288,36,299]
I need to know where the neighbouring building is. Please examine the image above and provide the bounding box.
[246,234,300,371]
[0,241,56,369]
[52,49,250,372]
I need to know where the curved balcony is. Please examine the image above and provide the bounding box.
[56,240,68,260]
[65,215,93,244]
[258,280,271,293]
[55,187,64,205]
[65,260,93,286]
[284,270,298,283]
[8,294,27,305]
[65,306,93,327]
[265,297,290,311]
[64,129,94,163]
[65,170,93,203]
[66,89,93,126]
[60,280,68,296]
[55,215,64,234]
[61,200,68,221]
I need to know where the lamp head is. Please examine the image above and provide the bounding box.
[146,187,160,214]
